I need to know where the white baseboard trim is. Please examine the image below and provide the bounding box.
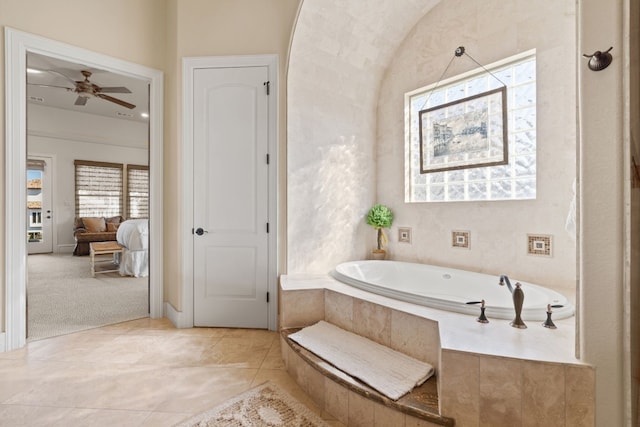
[164,302,193,328]
[57,244,75,254]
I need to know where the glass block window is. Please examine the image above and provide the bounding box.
[406,52,536,202]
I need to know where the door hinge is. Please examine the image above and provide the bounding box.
[266,153,270,164]
[266,222,270,233]
[266,292,270,303]
[263,81,270,95]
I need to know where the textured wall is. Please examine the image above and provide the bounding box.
[287,0,441,273]
[377,0,577,293]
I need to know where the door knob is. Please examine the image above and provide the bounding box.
[195,227,208,236]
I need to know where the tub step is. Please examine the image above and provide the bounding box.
[282,328,454,426]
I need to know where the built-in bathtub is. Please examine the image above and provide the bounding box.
[332,260,575,321]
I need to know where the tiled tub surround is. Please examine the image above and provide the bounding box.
[282,329,450,426]
[280,275,594,427]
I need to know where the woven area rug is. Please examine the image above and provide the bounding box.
[27,253,148,341]
[174,382,329,427]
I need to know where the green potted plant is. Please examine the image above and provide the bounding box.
[366,204,394,259]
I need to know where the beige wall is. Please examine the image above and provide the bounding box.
[0,0,301,323]
[0,0,167,331]
[162,0,300,311]
[579,0,626,424]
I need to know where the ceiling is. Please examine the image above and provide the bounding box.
[26,52,149,123]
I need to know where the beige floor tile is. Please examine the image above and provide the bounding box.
[0,404,77,426]
[199,335,275,368]
[260,338,287,370]
[0,318,346,426]
[49,408,152,427]
[142,411,192,426]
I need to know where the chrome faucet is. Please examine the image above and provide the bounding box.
[499,275,527,329]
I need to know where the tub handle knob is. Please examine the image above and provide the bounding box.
[542,304,557,329]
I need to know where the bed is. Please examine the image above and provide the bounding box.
[116,219,149,277]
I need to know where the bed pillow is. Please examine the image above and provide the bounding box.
[82,217,106,233]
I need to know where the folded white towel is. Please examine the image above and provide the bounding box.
[289,320,435,400]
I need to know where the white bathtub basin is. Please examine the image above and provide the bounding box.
[332,260,574,321]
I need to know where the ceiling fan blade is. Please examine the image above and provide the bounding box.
[45,69,80,86]
[96,93,136,109]
[27,83,74,91]
[97,86,132,94]
[74,96,88,106]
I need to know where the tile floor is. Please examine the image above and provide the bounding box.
[0,317,344,426]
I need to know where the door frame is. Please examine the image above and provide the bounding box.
[4,28,164,351]
[180,55,278,330]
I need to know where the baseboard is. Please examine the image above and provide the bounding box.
[56,244,75,254]
[164,302,193,328]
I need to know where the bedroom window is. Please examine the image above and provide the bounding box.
[75,160,123,217]
[127,165,149,219]
[405,51,537,202]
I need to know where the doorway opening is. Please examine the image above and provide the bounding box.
[24,51,152,341]
[4,28,164,351]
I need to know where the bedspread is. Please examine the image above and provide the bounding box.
[117,219,149,277]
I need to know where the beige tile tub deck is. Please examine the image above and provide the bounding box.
[280,274,595,427]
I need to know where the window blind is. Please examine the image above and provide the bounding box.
[127,165,149,219]
[75,160,123,217]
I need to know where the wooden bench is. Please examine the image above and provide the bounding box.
[89,241,123,277]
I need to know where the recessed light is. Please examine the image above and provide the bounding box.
[26,68,43,74]
[140,112,149,118]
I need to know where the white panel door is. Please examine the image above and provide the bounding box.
[192,66,270,328]
[27,156,53,254]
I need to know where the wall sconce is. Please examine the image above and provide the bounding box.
[583,47,613,71]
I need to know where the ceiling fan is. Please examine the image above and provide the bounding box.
[28,69,136,109]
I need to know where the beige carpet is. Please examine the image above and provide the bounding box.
[174,382,329,427]
[27,253,149,341]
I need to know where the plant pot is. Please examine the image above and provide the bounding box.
[371,250,387,260]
